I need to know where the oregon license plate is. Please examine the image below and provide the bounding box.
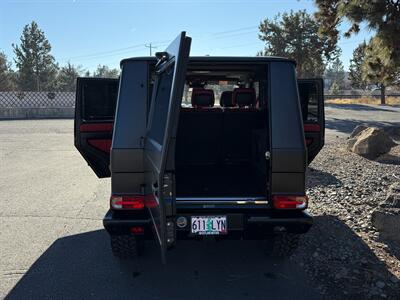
[191,216,227,235]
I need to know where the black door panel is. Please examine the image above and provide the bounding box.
[144,32,191,263]
[74,77,119,178]
[298,79,325,163]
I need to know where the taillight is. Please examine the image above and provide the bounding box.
[273,195,308,210]
[130,226,144,234]
[110,195,145,210]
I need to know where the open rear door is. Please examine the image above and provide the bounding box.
[144,32,191,263]
[74,77,119,178]
[298,78,325,164]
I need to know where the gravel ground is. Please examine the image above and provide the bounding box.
[292,140,400,299]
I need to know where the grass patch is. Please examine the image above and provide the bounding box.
[326,96,400,105]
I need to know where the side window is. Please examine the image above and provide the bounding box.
[82,81,118,121]
[298,82,319,123]
[148,69,174,145]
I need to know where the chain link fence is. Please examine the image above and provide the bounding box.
[0,91,75,108]
[1,90,399,108]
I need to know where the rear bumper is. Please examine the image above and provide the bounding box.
[103,209,313,239]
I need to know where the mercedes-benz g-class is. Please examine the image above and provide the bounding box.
[74,32,324,263]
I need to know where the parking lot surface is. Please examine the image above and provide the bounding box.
[0,119,320,300]
[1,104,398,299]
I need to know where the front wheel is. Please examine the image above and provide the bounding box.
[110,234,144,259]
[265,233,300,258]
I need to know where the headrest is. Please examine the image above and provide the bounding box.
[232,88,256,107]
[220,91,234,107]
[191,88,215,108]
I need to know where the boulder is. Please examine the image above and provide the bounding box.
[349,124,369,138]
[347,127,396,159]
[380,182,400,209]
[373,182,400,241]
[371,208,400,242]
[383,126,400,141]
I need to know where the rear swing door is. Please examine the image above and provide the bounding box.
[144,32,191,263]
[74,77,119,178]
[298,78,325,163]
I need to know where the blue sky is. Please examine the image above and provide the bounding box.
[0,0,374,72]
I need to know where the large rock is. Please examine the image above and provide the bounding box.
[349,124,369,138]
[380,182,400,209]
[347,127,396,159]
[372,182,400,241]
[383,126,400,141]
[371,208,400,242]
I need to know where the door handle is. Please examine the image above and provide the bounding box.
[265,151,271,160]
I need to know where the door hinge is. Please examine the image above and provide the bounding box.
[166,218,176,248]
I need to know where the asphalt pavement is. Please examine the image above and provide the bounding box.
[325,103,400,141]
[0,104,399,299]
[0,119,319,300]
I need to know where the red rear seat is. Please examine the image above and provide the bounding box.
[191,88,215,108]
[232,88,256,108]
[177,88,222,165]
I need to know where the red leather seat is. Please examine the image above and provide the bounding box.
[191,88,215,108]
[232,88,256,107]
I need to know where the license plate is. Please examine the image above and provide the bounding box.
[191,216,227,235]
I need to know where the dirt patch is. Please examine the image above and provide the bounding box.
[326,97,400,106]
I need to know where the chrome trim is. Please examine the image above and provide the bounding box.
[176,197,268,205]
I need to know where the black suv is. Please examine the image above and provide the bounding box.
[74,32,324,263]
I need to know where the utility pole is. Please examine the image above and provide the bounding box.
[145,43,157,56]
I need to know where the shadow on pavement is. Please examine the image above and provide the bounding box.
[5,219,399,299]
[380,238,400,261]
[325,118,400,135]
[326,104,399,112]
[375,154,400,166]
[307,167,342,187]
[5,230,320,300]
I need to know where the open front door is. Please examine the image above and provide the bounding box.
[298,78,325,163]
[144,32,191,263]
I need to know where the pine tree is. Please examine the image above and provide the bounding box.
[56,63,82,92]
[93,65,119,78]
[349,42,367,90]
[362,37,399,104]
[329,81,340,95]
[0,52,16,91]
[315,0,400,103]
[258,10,338,78]
[325,56,345,89]
[13,21,58,91]
[315,0,400,65]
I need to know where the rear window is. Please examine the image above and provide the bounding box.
[182,81,260,107]
[82,80,119,120]
[148,69,174,145]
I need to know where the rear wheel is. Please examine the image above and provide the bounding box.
[110,234,144,259]
[265,233,300,258]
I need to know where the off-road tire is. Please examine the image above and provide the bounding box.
[266,233,300,258]
[110,235,144,259]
